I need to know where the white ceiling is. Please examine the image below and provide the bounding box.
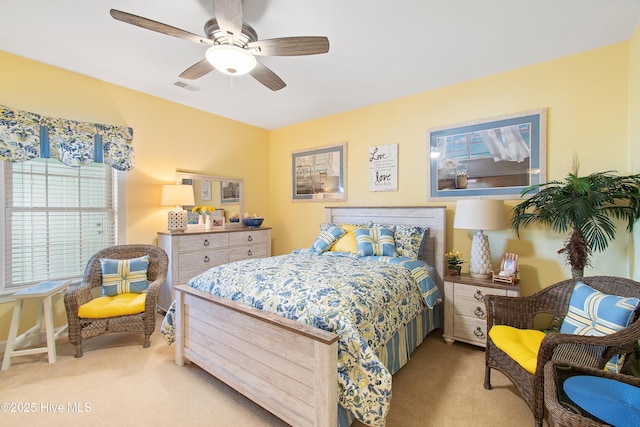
[1,1,639,130]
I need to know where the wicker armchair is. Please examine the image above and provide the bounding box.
[544,361,640,427]
[483,276,640,427]
[64,244,168,358]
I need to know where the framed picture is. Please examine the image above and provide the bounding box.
[292,142,347,202]
[220,181,240,204]
[201,180,212,201]
[427,109,546,200]
[211,216,225,229]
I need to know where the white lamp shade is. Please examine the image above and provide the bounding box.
[453,199,506,231]
[161,184,195,207]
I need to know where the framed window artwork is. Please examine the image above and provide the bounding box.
[292,142,347,202]
[427,109,546,200]
[220,181,240,204]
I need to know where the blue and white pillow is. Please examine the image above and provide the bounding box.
[355,227,397,257]
[368,222,428,259]
[560,281,639,372]
[311,225,345,254]
[560,282,639,336]
[100,255,150,296]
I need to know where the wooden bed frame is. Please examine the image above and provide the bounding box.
[174,206,446,426]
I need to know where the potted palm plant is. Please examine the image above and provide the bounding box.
[511,157,640,278]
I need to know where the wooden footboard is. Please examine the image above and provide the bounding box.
[175,285,339,427]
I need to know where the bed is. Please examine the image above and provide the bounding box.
[161,206,446,427]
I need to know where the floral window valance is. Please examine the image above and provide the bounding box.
[0,104,134,171]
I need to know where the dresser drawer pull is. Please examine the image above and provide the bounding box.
[474,290,484,301]
[203,239,210,247]
[473,327,485,338]
[474,307,485,318]
[247,249,253,256]
[203,255,210,263]
[247,235,253,242]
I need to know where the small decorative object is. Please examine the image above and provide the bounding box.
[211,216,225,229]
[242,212,264,228]
[191,206,217,229]
[456,170,468,189]
[492,253,519,284]
[229,213,240,223]
[445,250,464,276]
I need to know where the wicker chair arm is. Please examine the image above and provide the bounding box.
[144,278,164,313]
[64,284,94,313]
[537,322,640,370]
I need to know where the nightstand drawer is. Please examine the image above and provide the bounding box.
[453,315,487,344]
[453,298,488,319]
[455,284,507,303]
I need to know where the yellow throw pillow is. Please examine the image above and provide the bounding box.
[78,293,146,318]
[330,224,360,254]
[489,325,546,374]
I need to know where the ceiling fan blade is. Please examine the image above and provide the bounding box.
[110,9,213,46]
[212,0,243,44]
[248,37,330,56]
[249,62,286,91]
[179,59,215,80]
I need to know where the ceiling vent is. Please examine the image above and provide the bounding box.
[173,80,200,92]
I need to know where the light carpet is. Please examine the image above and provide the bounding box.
[0,314,539,426]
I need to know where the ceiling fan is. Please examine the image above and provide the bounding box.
[110,0,330,91]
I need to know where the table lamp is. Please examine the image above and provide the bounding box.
[453,199,506,279]
[161,184,195,232]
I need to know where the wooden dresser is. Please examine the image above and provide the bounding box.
[157,227,271,312]
[443,274,519,347]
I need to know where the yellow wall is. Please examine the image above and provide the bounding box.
[629,24,640,281]
[0,38,637,343]
[270,42,632,297]
[0,51,270,341]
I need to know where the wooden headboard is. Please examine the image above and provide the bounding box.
[325,206,447,293]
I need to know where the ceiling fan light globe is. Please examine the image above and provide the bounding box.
[205,45,256,75]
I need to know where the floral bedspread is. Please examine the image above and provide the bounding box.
[161,249,441,427]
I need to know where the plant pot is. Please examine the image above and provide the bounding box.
[448,266,461,276]
[456,177,468,189]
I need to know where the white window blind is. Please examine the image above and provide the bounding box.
[2,158,121,291]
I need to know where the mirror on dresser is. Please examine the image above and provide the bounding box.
[175,171,243,228]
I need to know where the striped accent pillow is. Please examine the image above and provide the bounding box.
[355,227,397,257]
[560,282,639,336]
[311,225,346,254]
[100,255,150,296]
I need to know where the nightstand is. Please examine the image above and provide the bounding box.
[443,274,519,347]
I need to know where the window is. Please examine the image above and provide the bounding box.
[1,159,125,293]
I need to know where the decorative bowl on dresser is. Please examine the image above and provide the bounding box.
[443,273,519,347]
[157,227,271,312]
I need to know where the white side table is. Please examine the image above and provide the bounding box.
[2,280,70,370]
